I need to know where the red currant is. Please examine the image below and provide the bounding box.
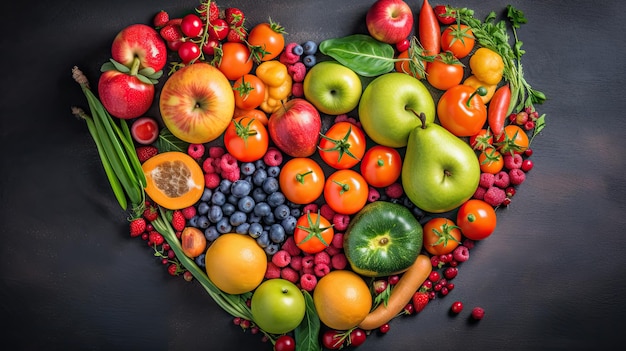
[428,271,441,283]
[524,148,534,157]
[379,323,390,334]
[444,267,458,280]
[450,301,464,314]
[521,159,534,172]
[388,275,400,285]
[471,306,485,320]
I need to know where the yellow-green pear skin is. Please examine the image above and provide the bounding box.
[402,118,480,213]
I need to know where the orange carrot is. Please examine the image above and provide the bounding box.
[419,0,441,57]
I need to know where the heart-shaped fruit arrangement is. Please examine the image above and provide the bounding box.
[71,0,546,350]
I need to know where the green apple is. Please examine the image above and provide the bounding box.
[358,72,435,148]
[303,60,362,115]
[250,278,306,334]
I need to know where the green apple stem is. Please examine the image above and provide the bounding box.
[466,86,488,108]
[129,57,141,76]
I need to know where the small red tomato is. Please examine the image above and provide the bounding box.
[223,116,269,162]
[131,117,159,144]
[180,13,203,38]
[426,52,464,91]
[456,199,497,240]
[294,212,334,254]
[177,41,201,63]
[208,18,229,41]
[434,5,456,25]
[360,145,402,188]
[441,24,475,59]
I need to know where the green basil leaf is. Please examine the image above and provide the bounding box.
[295,290,322,351]
[319,34,395,77]
[156,127,189,153]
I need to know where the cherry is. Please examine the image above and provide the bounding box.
[451,301,464,314]
[471,306,486,320]
[521,159,534,172]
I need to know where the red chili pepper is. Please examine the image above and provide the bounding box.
[488,84,512,137]
[419,0,441,57]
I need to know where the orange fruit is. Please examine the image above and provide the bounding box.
[313,270,372,330]
[204,233,267,294]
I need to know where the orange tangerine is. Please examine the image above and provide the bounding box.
[204,233,267,295]
[313,270,372,330]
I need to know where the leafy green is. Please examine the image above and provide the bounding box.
[319,34,396,77]
[295,290,322,351]
[156,127,189,152]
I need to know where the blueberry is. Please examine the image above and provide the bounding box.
[222,203,236,217]
[254,159,266,170]
[281,215,297,234]
[292,43,304,56]
[231,179,252,198]
[188,215,199,227]
[211,191,226,206]
[252,187,267,202]
[195,253,206,267]
[262,177,279,194]
[197,201,210,215]
[265,243,280,255]
[303,54,316,68]
[248,222,264,238]
[219,179,232,194]
[263,212,276,225]
[254,202,272,217]
[290,207,301,218]
[252,168,268,186]
[204,226,220,242]
[269,223,286,243]
[238,195,255,213]
[248,213,262,223]
[267,166,280,178]
[229,211,247,227]
[216,217,232,234]
[208,205,223,223]
[302,40,317,55]
[227,194,239,205]
[267,191,286,207]
[273,204,291,220]
[235,222,250,235]
[256,231,270,248]
[197,215,210,229]
[240,162,256,176]
[287,200,301,208]
[200,188,213,202]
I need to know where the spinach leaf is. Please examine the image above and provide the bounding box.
[319,34,396,77]
[295,290,322,351]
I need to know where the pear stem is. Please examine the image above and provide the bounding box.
[418,112,427,129]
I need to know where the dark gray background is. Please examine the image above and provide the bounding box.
[1,0,624,350]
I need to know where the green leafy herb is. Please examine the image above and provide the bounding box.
[530,113,546,145]
[295,290,322,351]
[156,127,190,152]
[319,34,396,77]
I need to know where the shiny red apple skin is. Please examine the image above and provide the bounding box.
[366,0,414,44]
[111,24,167,72]
[268,98,322,158]
[98,69,154,119]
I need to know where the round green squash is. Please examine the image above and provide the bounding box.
[343,201,423,277]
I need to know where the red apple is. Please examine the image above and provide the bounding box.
[268,98,321,158]
[159,63,234,144]
[366,0,414,44]
[111,24,167,72]
[98,69,154,119]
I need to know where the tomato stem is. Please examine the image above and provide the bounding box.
[295,171,313,184]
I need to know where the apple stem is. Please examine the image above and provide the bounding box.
[129,57,141,76]
[418,112,427,129]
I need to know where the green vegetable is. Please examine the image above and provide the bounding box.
[294,290,322,351]
[156,127,190,153]
[319,34,396,77]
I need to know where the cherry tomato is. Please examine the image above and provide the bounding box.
[469,128,493,151]
[441,24,475,59]
[233,74,266,110]
[437,84,487,137]
[208,18,229,41]
[319,122,366,170]
[294,211,334,254]
[223,116,269,162]
[323,169,368,215]
[456,199,497,240]
[177,41,201,64]
[217,42,253,80]
[434,5,456,25]
[274,335,295,351]
[279,157,325,205]
[321,330,344,350]
[426,52,464,91]
[247,20,286,61]
[495,125,529,155]
[349,328,367,347]
[360,145,402,188]
[233,107,269,126]
[180,13,203,38]
[422,217,462,256]
[478,148,504,174]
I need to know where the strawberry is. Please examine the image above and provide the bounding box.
[226,25,247,43]
[153,10,169,28]
[412,291,430,313]
[143,206,158,222]
[148,231,165,246]
[136,146,158,163]
[181,206,197,220]
[198,1,220,22]
[167,263,179,276]
[225,7,245,27]
[171,210,186,232]
[159,24,183,42]
[129,218,146,237]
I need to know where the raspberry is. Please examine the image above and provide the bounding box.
[301,255,315,269]
[181,206,197,220]
[331,253,348,270]
[289,255,303,271]
[331,232,344,249]
[320,204,336,221]
[263,147,283,166]
[136,146,158,163]
[222,168,240,182]
[483,186,506,206]
[291,82,304,97]
[314,263,331,277]
[287,62,306,82]
[325,245,340,256]
[332,213,350,231]
[148,231,164,246]
[204,172,221,189]
[301,266,314,275]
[300,273,317,291]
[271,250,292,268]
[509,168,526,185]
[463,238,476,250]
[279,43,301,64]
[385,183,404,199]
[453,245,470,262]
[280,267,300,283]
[334,114,349,123]
[209,146,225,158]
[493,171,510,188]
[302,203,319,215]
[202,157,217,174]
[314,251,331,266]
[220,153,239,174]
[281,236,302,257]
[187,143,205,159]
[265,261,281,279]
[479,172,495,188]
[367,187,381,202]
[503,153,522,169]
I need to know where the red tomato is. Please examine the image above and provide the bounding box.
[478,148,504,174]
[177,41,201,64]
[223,116,269,162]
[323,169,368,215]
[319,122,366,170]
[217,42,253,80]
[294,211,334,254]
[437,84,487,137]
[395,49,426,79]
[279,158,325,205]
[469,128,493,151]
[456,199,497,240]
[426,52,464,91]
[422,217,462,256]
[441,24,475,59]
[495,125,529,155]
[247,21,286,62]
[232,74,266,110]
[233,107,269,126]
[360,145,402,188]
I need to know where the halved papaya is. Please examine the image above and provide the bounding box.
[142,151,204,210]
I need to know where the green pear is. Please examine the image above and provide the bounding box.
[402,113,480,213]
